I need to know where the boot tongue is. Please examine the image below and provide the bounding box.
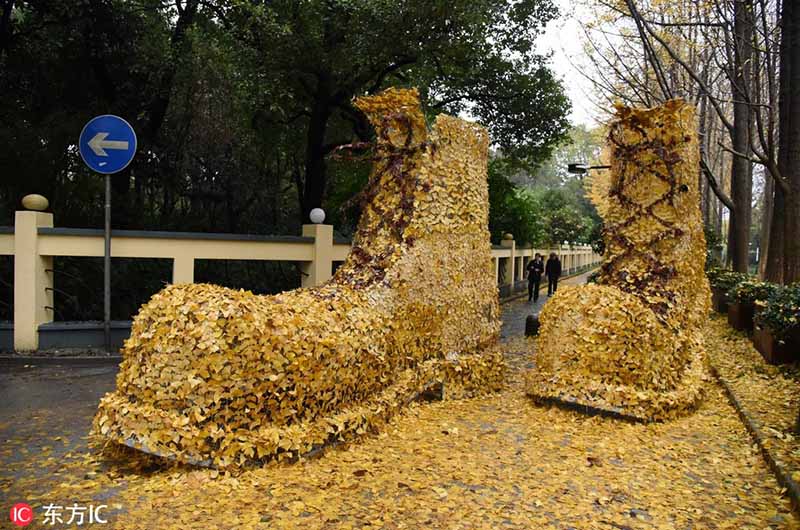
[354,88,428,148]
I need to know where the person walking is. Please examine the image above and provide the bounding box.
[526,253,545,302]
[545,252,562,296]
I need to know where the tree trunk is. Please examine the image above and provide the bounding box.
[728,0,754,273]
[727,128,752,273]
[780,8,800,284]
[717,166,725,263]
[758,174,773,277]
[0,0,15,57]
[784,194,800,282]
[767,0,800,283]
[765,185,785,282]
[145,0,199,142]
[699,88,712,227]
[301,96,332,224]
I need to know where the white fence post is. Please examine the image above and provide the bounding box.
[13,210,53,351]
[500,237,515,288]
[301,224,333,287]
[172,256,195,284]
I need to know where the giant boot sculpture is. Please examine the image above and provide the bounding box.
[526,99,710,422]
[94,88,505,468]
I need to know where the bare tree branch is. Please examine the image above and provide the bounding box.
[701,158,735,210]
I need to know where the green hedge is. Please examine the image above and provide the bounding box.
[755,284,800,339]
[706,268,799,338]
[727,279,781,305]
[706,267,749,293]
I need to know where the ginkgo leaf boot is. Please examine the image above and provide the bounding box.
[94,88,505,468]
[526,99,710,422]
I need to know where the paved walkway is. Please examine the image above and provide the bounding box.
[1,272,798,529]
[0,278,589,488]
[500,270,595,340]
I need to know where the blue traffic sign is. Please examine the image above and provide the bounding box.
[79,115,137,174]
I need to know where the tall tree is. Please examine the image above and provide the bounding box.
[767,0,800,282]
[220,0,570,222]
[579,0,791,277]
[727,0,754,272]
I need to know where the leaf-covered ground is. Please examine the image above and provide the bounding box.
[706,315,800,495]
[2,300,799,529]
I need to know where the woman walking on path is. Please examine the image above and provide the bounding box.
[545,252,561,296]
[527,253,545,302]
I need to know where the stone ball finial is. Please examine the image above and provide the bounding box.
[21,194,49,212]
[502,233,514,240]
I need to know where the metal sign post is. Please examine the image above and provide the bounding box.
[104,175,112,353]
[78,115,137,353]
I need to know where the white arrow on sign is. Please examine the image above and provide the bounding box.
[88,132,129,157]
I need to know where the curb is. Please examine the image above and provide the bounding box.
[0,355,122,365]
[710,365,800,513]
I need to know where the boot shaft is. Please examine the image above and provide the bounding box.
[336,88,492,289]
[591,99,710,325]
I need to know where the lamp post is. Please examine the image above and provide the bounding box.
[567,163,611,175]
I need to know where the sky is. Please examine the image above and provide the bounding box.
[537,0,599,129]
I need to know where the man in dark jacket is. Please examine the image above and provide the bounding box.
[526,253,545,302]
[545,252,562,296]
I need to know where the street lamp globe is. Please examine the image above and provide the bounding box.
[309,208,326,224]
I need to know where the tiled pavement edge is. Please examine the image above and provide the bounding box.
[503,276,800,516]
[711,366,800,513]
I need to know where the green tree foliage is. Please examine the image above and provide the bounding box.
[530,125,604,249]
[0,0,570,319]
[533,189,591,246]
[1,0,569,227]
[488,160,599,248]
[488,124,605,248]
[488,159,543,245]
[221,0,571,220]
[524,125,603,188]
[0,0,295,233]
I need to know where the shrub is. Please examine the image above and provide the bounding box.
[727,279,780,305]
[755,284,800,339]
[706,267,749,293]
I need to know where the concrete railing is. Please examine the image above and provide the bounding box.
[0,210,601,351]
[489,238,601,298]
